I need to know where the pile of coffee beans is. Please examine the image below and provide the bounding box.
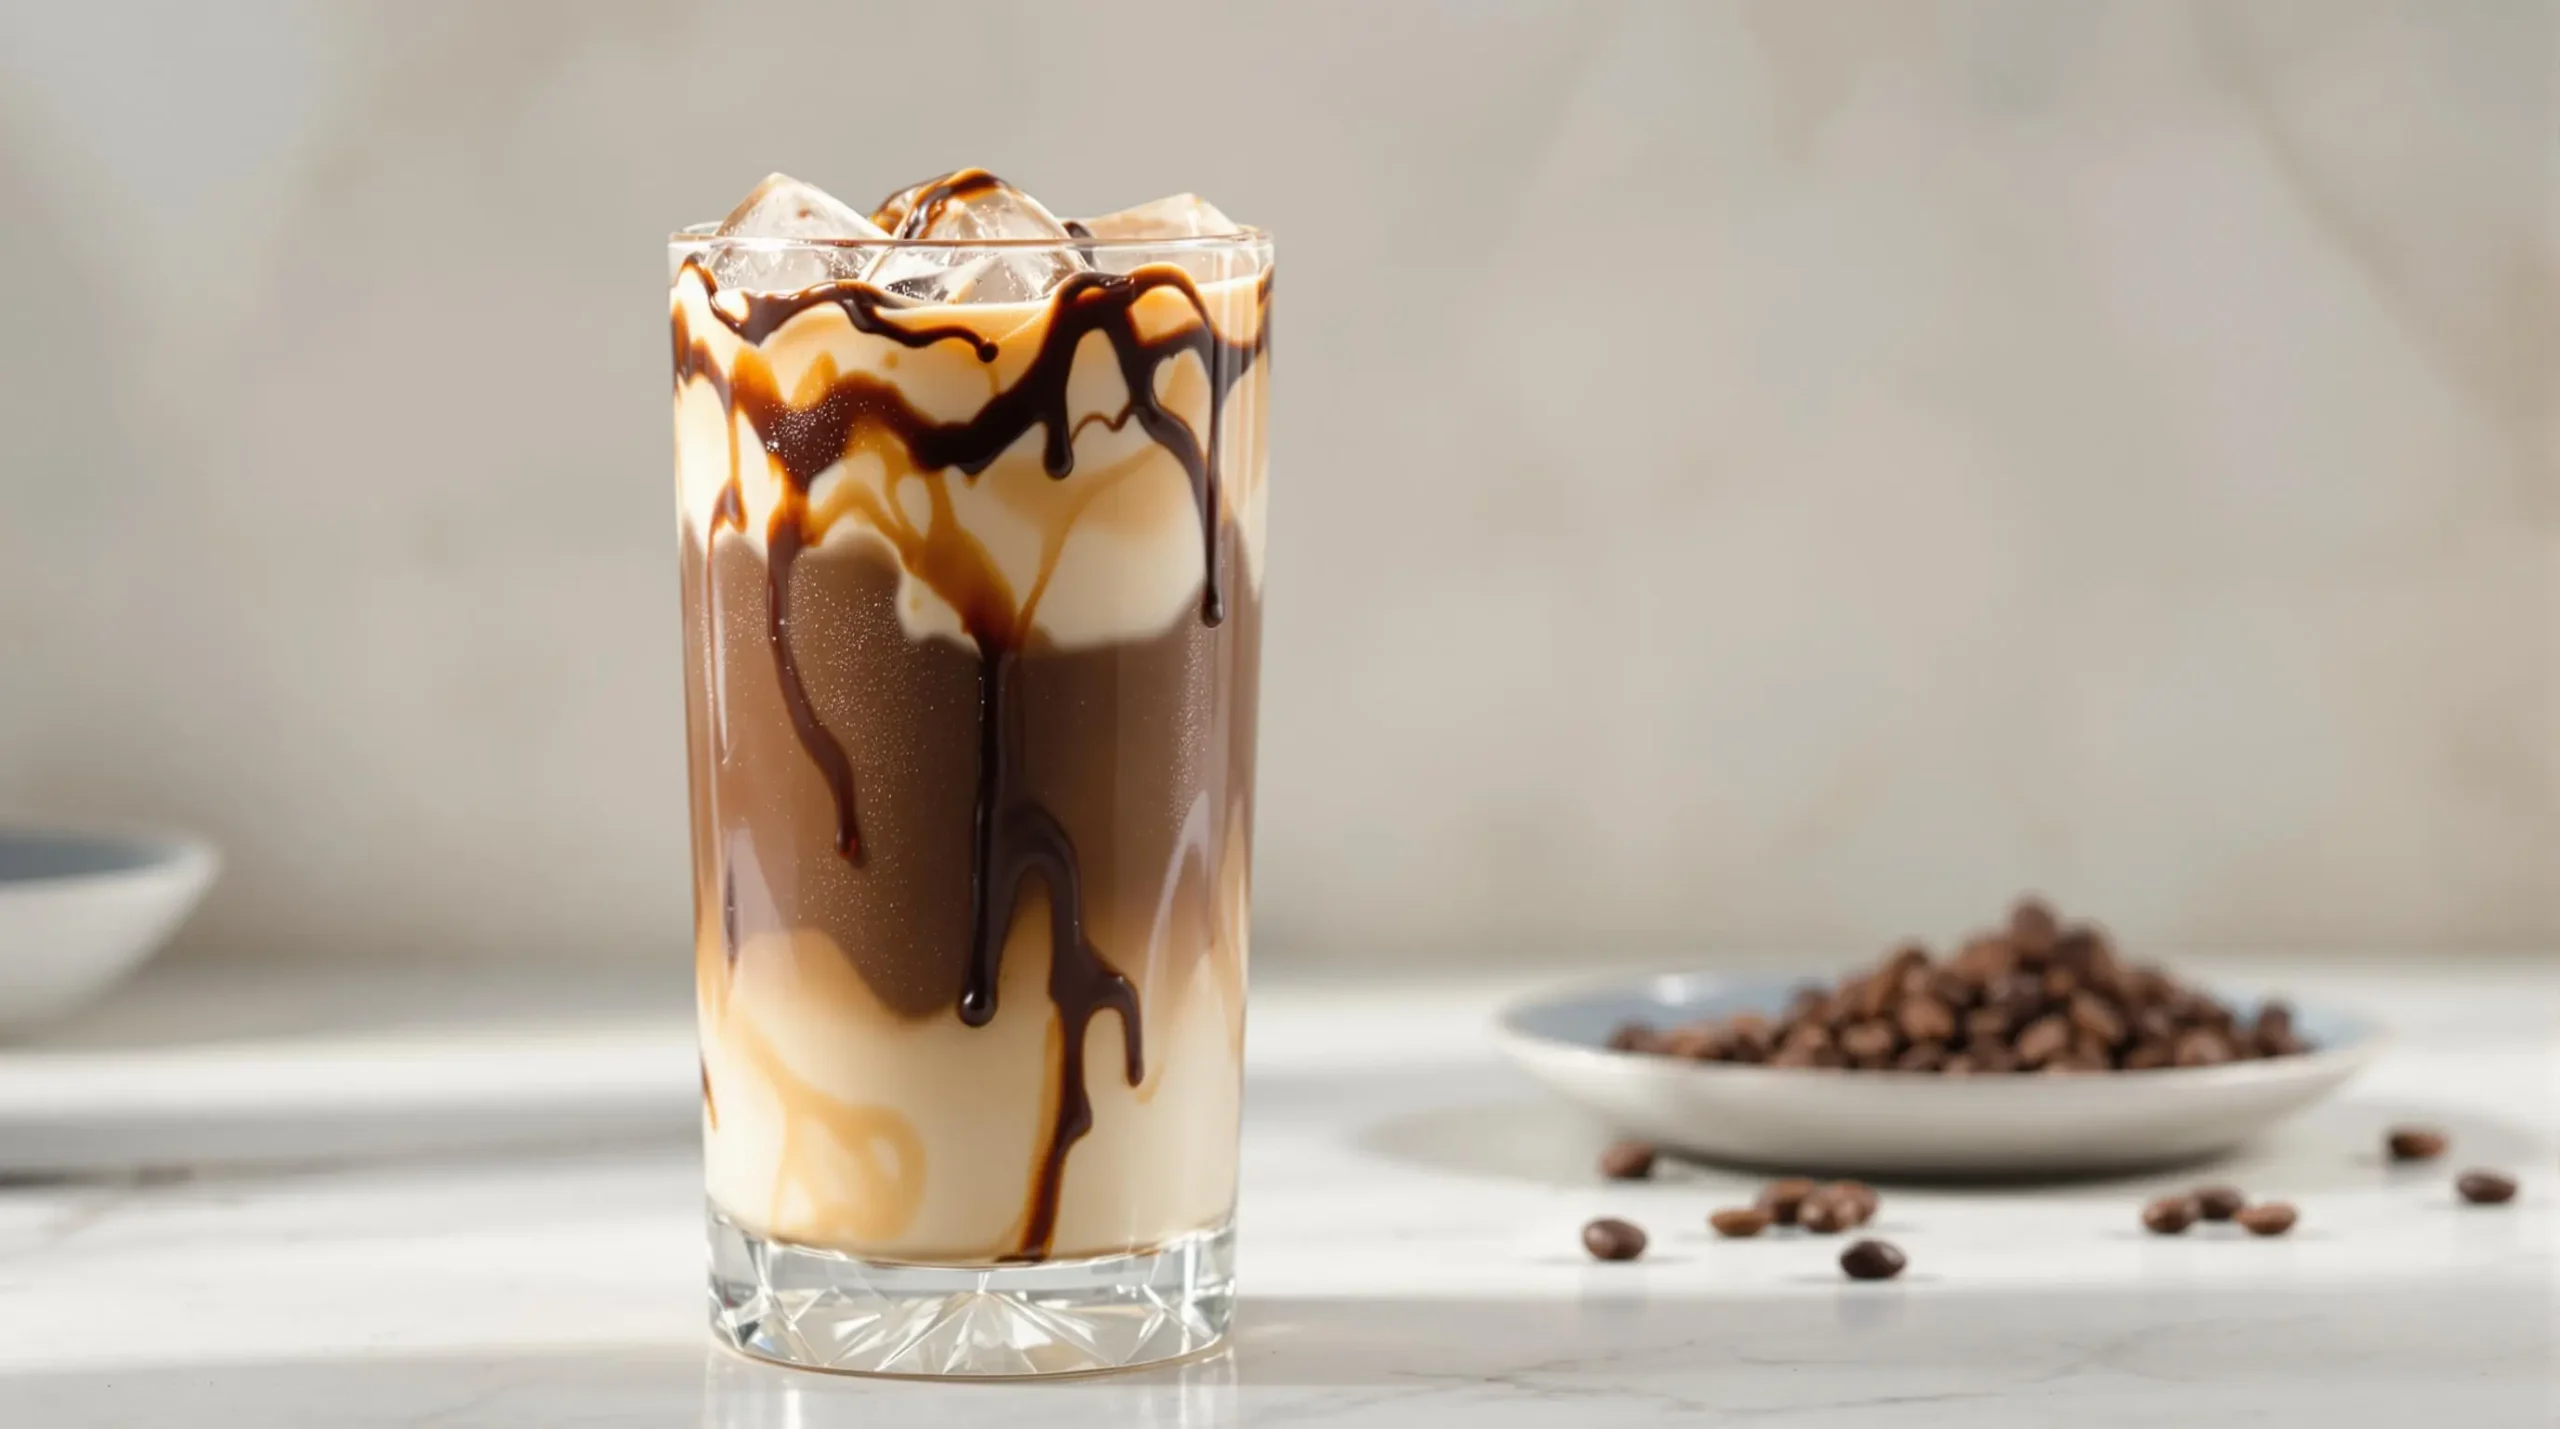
[1608,897,2310,1073]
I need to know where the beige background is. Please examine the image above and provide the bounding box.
[1,0,2552,968]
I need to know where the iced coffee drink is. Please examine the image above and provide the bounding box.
[670,171,1269,1375]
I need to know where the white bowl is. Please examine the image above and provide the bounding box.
[0,828,218,1034]
[1495,973,2386,1176]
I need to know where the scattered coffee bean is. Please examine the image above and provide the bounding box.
[2386,1127,2448,1162]
[2456,1170,2518,1205]
[1798,1188,1858,1234]
[2234,1201,2297,1236]
[1581,1217,1647,1261]
[1822,1180,1880,1226]
[1598,1140,1657,1181]
[1708,1207,1773,1238]
[1839,1239,1907,1280]
[2192,1185,2246,1221]
[2141,1195,2199,1234]
[1757,1178,1818,1225]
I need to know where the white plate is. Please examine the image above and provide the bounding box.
[0,826,218,1035]
[1495,973,2387,1176]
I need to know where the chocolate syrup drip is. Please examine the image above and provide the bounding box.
[707,480,745,532]
[966,643,1144,1260]
[763,521,864,861]
[872,167,1012,238]
[672,250,1267,1258]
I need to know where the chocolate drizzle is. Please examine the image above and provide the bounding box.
[671,245,1268,1259]
[968,643,1145,1259]
[871,166,1012,238]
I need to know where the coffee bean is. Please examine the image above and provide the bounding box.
[1993,970,2047,1015]
[1757,1178,1817,1225]
[1598,1140,1656,1181]
[1779,1022,1834,1057]
[2172,1028,2236,1067]
[2192,1185,2245,1221]
[2121,1041,2172,1071]
[2015,1014,2072,1066]
[1840,1020,1899,1063]
[1882,941,1930,982]
[1928,966,1980,1010]
[1964,1005,2015,1045]
[2456,1170,2518,1205]
[1840,1239,1907,1280]
[1823,1180,1880,1225]
[2009,897,2060,952]
[2253,1027,2308,1058]
[1952,936,2015,982]
[1662,1026,1720,1059]
[2066,990,2126,1048]
[1964,1041,2019,1074]
[1708,1207,1772,1238]
[2141,1195,2199,1234]
[1581,1217,1647,1260]
[1723,1011,1774,1053]
[1897,995,1956,1045]
[2234,1201,2297,1236]
[2386,1127,2448,1162]
[1894,1041,1949,1072]
[2131,1005,2178,1044]
[1799,1189,1857,1234]
[1786,984,1830,1022]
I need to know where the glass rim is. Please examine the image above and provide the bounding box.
[669,224,1272,253]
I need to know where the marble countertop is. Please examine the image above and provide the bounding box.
[0,960,2550,1426]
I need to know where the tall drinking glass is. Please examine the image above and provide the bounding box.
[669,226,1271,1376]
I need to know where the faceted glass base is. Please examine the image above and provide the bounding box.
[707,1204,1235,1377]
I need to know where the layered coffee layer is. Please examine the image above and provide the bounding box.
[672,241,1269,1263]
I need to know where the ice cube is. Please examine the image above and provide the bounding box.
[863,169,1087,304]
[1074,193,1250,282]
[707,173,886,293]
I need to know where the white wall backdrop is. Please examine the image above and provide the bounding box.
[0,0,2551,966]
